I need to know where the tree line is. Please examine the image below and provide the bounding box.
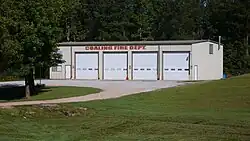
[0,0,249,96]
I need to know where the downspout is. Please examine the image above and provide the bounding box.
[157,45,160,80]
[218,36,222,79]
[190,44,193,80]
[218,36,221,50]
[70,42,73,79]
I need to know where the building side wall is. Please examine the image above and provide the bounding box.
[191,42,223,80]
[50,47,71,79]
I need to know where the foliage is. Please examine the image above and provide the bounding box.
[224,41,250,75]
[0,0,66,97]
[0,0,250,76]
[0,0,65,76]
[62,0,249,75]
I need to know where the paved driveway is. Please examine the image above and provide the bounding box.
[0,80,186,107]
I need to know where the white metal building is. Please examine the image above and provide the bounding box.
[50,40,223,81]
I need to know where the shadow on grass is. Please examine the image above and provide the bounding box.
[0,84,53,101]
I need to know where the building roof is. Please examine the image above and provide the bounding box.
[58,40,221,46]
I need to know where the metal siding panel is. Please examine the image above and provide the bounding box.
[191,42,223,80]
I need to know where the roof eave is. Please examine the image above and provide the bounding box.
[57,40,208,46]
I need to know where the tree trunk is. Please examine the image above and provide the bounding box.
[24,68,35,99]
[25,76,30,99]
[246,13,249,56]
[246,35,249,56]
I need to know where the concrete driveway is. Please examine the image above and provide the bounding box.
[0,80,186,107]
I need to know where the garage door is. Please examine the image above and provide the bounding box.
[75,53,98,79]
[163,52,189,80]
[103,53,127,80]
[133,53,158,80]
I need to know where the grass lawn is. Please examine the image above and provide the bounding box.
[0,86,101,101]
[0,75,250,141]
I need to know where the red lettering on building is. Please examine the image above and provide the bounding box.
[85,45,146,50]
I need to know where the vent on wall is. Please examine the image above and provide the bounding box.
[209,44,213,54]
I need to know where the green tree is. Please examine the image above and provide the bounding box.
[0,0,65,97]
[0,1,22,74]
[224,41,250,75]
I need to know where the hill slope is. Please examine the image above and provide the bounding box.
[0,75,250,141]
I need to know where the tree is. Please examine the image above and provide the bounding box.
[1,0,250,82]
[0,0,65,98]
[0,1,22,74]
[224,41,250,75]
[206,0,250,75]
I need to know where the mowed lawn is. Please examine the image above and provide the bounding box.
[0,75,250,141]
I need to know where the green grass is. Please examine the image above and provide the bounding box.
[1,75,250,141]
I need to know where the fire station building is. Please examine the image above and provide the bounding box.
[50,40,223,81]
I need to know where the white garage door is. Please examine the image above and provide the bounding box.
[103,53,127,80]
[133,53,157,80]
[75,53,98,79]
[163,52,189,80]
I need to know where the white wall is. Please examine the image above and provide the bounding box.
[50,47,71,79]
[191,42,223,80]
